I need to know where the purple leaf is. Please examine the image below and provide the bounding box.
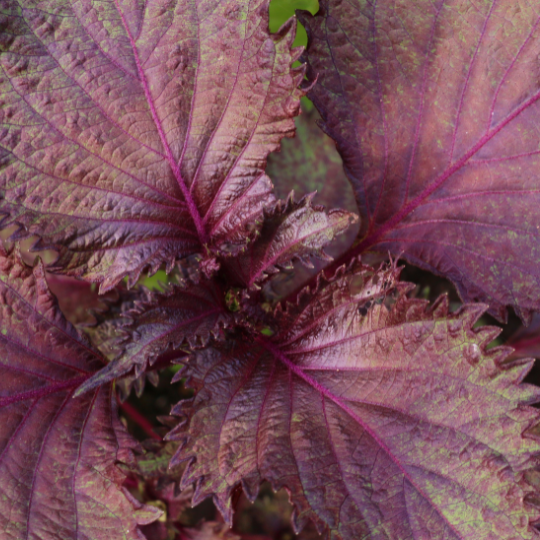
[76,280,229,395]
[0,251,161,539]
[298,0,540,320]
[0,0,304,291]
[224,194,357,289]
[167,262,540,539]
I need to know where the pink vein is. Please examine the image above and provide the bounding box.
[487,13,540,131]
[208,173,268,237]
[261,339,464,539]
[0,400,37,463]
[0,282,103,365]
[1,334,90,375]
[215,348,264,469]
[0,376,88,408]
[18,2,167,161]
[427,188,540,204]
[255,358,277,472]
[137,308,223,356]
[24,390,76,540]
[279,289,373,349]
[321,394,357,531]
[369,0,390,226]
[111,0,207,243]
[2,362,56,382]
[176,1,201,189]
[392,218,533,235]
[7,154,185,212]
[355,86,540,254]
[189,0,253,196]
[468,149,540,164]
[448,0,496,163]
[71,389,99,539]
[259,339,459,537]
[403,0,445,201]
[202,40,275,227]
[323,6,369,223]
[248,215,349,286]
[0,63,183,206]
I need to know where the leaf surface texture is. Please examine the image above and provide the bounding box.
[0,0,304,289]
[0,252,160,539]
[169,264,540,539]
[299,0,540,319]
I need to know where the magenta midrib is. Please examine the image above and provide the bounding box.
[24,391,72,540]
[403,0,445,203]
[358,87,540,254]
[448,0,495,164]
[260,338,464,539]
[136,307,224,354]
[248,213,352,286]
[112,0,208,244]
[71,389,99,539]
[0,375,88,408]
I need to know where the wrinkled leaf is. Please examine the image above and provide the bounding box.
[168,262,540,539]
[225,194,356,289]
[0,251,161,539]
[0,0,304,290]
[299,0,540,320]
[76,281,228,395]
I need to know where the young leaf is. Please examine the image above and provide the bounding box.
[299,0,540,320]
[224,194,357,289]
[0,251,161,539]
[0,0,304,291]
[76,281,229,395]
[167,263,540,540]
[266,103,359,256]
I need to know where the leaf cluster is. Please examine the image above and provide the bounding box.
[2,0,540,539]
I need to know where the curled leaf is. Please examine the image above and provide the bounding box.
[225,194,357,289]
[266,102,359,257]
[76,281,228,395]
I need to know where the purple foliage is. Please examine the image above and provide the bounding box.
[1,0,540,539]
[298,0,540,321]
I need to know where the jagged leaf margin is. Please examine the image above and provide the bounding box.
[166,262,540,539]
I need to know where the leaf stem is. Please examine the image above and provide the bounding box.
[117,397,162,441]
